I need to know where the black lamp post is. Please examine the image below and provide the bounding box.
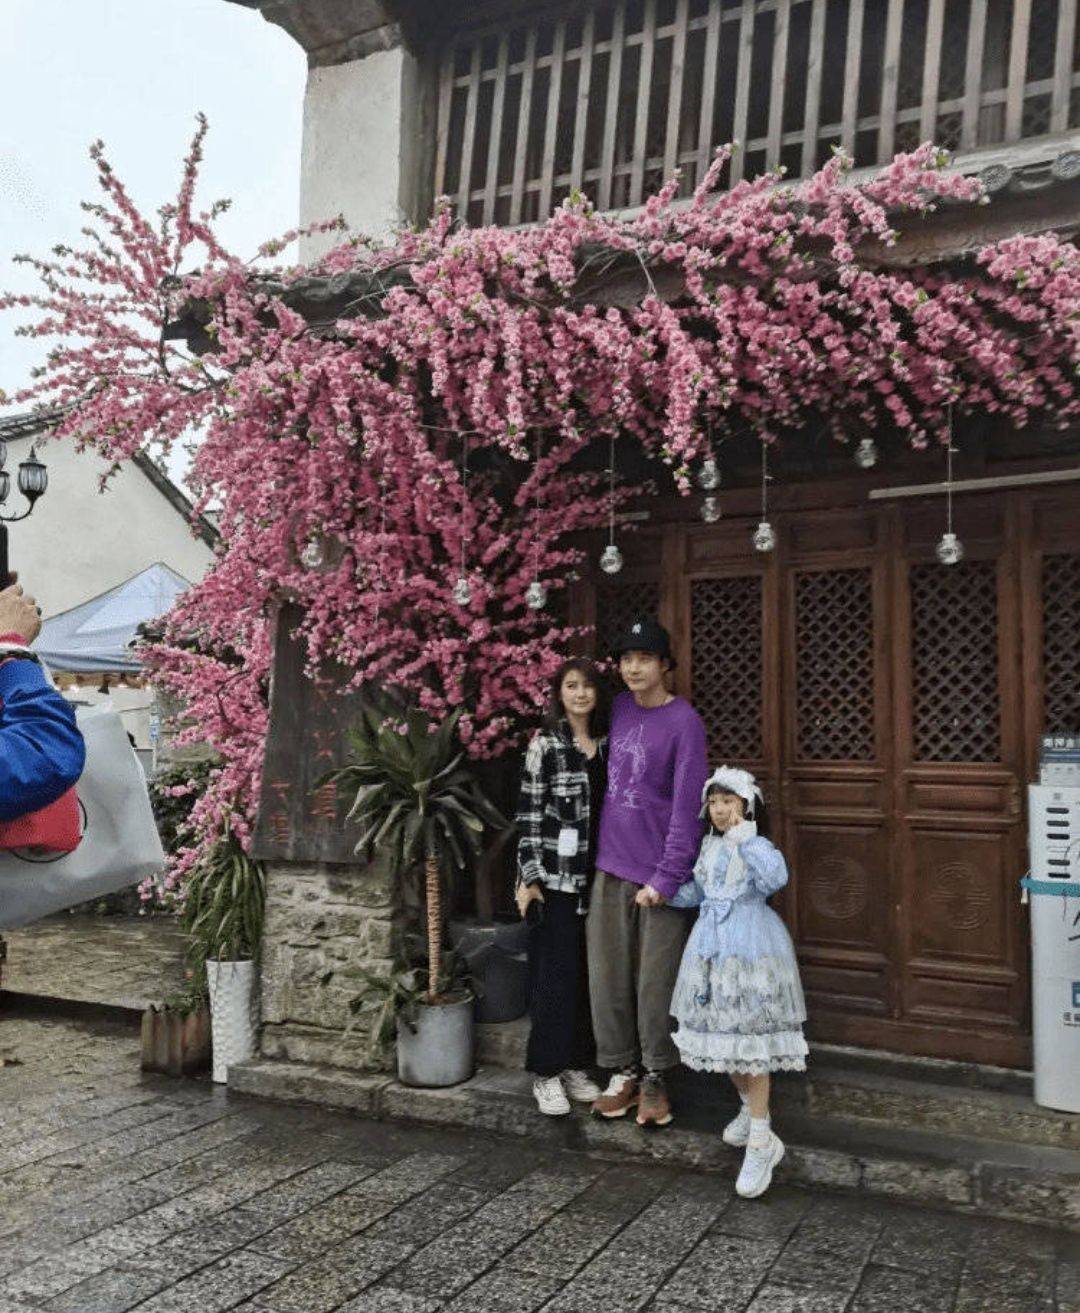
[0,441,49,584]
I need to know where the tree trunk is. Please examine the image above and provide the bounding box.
[425,854,442,1003]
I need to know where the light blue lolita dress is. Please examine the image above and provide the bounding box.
[670,819,808,1074]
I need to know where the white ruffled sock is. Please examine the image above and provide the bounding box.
[748,1115,772,1149]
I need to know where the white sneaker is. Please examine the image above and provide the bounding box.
[722,1104,752,1147]
[736,1131,785,1198]
[561,1069,602,1103]
[533,1075,571,1116]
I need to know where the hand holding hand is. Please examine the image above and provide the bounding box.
[634,884,665,908]
[0,584,42,644]
[516,881,544,919]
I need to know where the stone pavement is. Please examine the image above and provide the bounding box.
[2,915,187,1012]
[0,1006,1076,1313]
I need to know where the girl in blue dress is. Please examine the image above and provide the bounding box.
[670,766,807,1198]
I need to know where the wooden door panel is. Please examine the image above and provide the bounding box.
[906,829,1016,966]
[905,973,1024,1029]
[689,573,765,764]
[789,821,890,953]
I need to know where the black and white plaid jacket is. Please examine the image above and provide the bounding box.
[516,721,607,894]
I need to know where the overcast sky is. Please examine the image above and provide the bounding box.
[0,0,305,480]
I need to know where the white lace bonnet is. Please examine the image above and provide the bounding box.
[700,766,763,818]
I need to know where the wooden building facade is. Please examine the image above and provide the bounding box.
[233,0,1080,1067]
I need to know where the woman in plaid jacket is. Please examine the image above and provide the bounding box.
[516,657,610,1117]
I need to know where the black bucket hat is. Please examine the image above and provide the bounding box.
[611,615,677,670]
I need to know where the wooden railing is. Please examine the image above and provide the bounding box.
[433,0,1080,225]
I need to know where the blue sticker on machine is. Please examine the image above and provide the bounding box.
[1073,982,1080,1009]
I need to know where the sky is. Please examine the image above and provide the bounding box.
[0,0,306,483]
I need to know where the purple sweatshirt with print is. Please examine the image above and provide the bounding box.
[595,692,709,901]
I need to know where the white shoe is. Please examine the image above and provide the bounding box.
[722,1104,752,1147]
[533,1075,571,1116]
[736,1131,785,1198]
[561,1069,602,1103]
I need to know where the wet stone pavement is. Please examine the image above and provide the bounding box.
[0,1008,1076,1313]
[2,916,187,1012]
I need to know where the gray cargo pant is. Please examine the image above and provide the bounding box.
[586,870,690,1073]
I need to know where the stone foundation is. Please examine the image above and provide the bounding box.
[259,857,404,1071]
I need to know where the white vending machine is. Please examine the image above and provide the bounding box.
[1027,736,1080,1114]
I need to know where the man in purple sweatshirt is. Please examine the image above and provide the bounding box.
[588,616,708,1128]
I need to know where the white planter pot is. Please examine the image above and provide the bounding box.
[206,958,258,1084]
[396,994,475,1088]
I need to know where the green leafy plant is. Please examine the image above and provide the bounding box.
[329,938,475,1062]
[323,695,507,1003]
[180,833,266,985]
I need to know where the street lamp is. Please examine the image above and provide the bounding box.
[0,443,49,584]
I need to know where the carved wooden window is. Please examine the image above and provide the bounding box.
[1043,552,1080,735]
[433,0,1080,225]
[595,577,661,663]
[794,567,875,761]
[691,575,763,761]
[910,559,1000,763]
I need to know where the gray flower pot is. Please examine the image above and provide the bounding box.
[396,993,475,1088]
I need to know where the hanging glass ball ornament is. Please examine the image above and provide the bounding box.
[935,531,964,566]
[525,580,548,610]
[698,457,721,491]
[701,495,721,524]
[600,544,624,575]
[300,537,324,569]
[854,437,878,469]
[752,520,777,553]
[452,576,473,606]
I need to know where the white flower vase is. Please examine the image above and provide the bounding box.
[206,959,258,1084]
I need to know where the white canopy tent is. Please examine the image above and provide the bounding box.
[34,563,191,674]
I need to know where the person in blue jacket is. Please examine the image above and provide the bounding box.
[0,583,85,821]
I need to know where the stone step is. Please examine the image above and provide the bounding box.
[476,1019,1076,1152]
[228,1058,1080,1233]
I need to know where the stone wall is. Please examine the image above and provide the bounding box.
[259,856,405,1072]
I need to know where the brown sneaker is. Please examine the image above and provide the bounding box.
[636,1072,673,1128]
[591,1070,639,1119]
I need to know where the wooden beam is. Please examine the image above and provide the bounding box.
[664,0,690,181]
[960,0,989,151]
[918,0,946,145]
[599,3,626,211]
[482,34,510,225]
[1004,0,1033,144]
[539,18,567,219]
[800,0,826,177]
[731,0,757,184]
[434,44,455,200]
[1051,0,1078,134]
[457,42,482,221]
[878,0,905,162]
[570,9,595,192]
[696,0,722,187]
[766,0,792,171]
[509,27,537,225]
[840,0,865,156]
[630,0,658,207]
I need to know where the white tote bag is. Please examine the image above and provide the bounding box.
[0,704,166,929]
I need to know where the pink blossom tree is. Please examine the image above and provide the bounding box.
[4,119,1077,884]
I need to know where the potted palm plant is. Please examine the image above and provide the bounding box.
[181,832,266,1083]
[326,696,506,1087]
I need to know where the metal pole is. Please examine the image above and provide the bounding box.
[0,523,8,587]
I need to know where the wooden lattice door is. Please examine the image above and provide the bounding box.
[889,496,1030,1065]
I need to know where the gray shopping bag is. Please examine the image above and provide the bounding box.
[0,704,165,928]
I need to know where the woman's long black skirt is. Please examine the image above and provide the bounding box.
[525,887,596,1077]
